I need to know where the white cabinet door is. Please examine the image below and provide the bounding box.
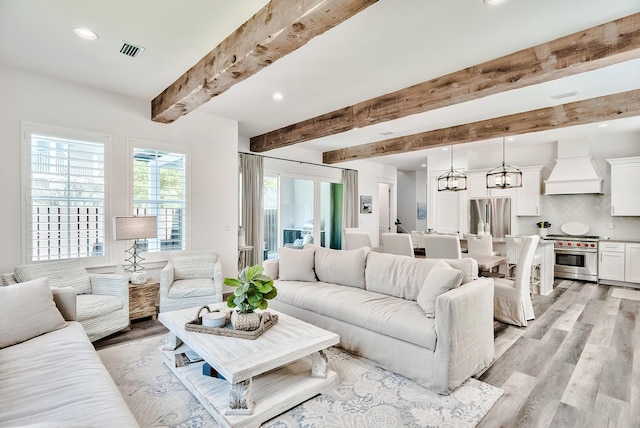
[599,241,625,281]
[625,243,640,283]
[433,189,463,234]
[467,172,489,198]
[608,157,640,216]
[517,168,542,216]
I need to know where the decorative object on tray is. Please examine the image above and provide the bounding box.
[184,305,278,340]
[224,264,277,331]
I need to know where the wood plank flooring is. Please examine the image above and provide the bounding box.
[94,279,639,427]
[478,280,639,428]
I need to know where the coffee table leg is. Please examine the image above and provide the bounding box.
[226,378,254,415]
[311,350,328,378]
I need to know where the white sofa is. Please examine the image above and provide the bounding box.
[0,278,139,427]
[264,246,495,395]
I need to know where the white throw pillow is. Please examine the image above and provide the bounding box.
[278,247,317,281]
[0,277,67,348]
[314,246,370,288]
[417,266,464,318]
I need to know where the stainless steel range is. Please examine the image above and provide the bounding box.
[546,234,599,282]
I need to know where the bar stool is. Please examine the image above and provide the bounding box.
[506,235,542,297]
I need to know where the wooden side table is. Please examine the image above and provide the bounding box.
[129,279,160,323]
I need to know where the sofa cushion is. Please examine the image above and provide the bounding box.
[14,259,91,294]
[417,265,464,318]
[167,278,217,298]
[442,258,479,284]
[314,246,370,288]
[278,247,317,282]
[274,280,437,350]
[365,252,449,301]
[0,277,67,348]
[171,251,219,280]
[75,294,124,322]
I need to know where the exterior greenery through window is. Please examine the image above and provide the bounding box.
[132,147,186,252]
[24,125,106,261]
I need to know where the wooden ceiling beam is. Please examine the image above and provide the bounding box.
[322,89,640,164]
[151,0,378,124]
[251,12,640,152]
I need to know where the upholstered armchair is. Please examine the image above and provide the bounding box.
[159,251,223,312]
[1,259,129,342]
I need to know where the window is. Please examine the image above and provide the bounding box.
[131,145,187,252]
[23,124,107,261]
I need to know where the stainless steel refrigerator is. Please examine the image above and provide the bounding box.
[469,197,511,238]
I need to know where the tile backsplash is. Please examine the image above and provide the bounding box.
[515,193,640,239]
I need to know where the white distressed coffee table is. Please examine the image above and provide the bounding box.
[158,304,339,428]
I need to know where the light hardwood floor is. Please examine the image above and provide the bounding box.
[478,279,639,428]
[95,279,639,427]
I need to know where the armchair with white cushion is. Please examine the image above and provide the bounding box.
[159,251,223,312]
[2,258,129,342]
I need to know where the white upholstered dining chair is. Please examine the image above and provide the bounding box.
[423,234,462,259]
[381,233,414,257]
[493,235,539,327]
[343,228,373,250]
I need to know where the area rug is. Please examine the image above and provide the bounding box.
[98,335,502,428]
[611,288,640,302]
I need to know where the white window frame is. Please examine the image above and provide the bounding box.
[20,122,110,265]
[127,138,191,256]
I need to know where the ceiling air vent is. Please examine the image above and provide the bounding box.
[120,41,145,58]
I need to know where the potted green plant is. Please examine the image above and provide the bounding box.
[536,221,551,237]
[224,264,277,331]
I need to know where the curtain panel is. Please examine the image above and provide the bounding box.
[342,169,358,231]
[240,153,264,267]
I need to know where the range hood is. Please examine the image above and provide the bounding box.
[544,140,603,195]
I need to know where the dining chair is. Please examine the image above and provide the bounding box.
[493,235,540,327]
[505,234,542,295]
[343,228,373,250]
[465,233,495,256]
[381,233,415,257]
[423,234,462,259]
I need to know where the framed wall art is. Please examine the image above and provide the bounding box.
[360,195,372,214]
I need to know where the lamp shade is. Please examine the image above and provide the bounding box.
[113,216,157,240]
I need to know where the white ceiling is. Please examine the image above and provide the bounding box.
[1,0,639,171]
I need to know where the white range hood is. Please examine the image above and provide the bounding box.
[544,140,603,195]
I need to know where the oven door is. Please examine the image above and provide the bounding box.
[555,249,597,281]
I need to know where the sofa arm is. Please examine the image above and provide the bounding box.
[160,261,175,296]
[89,274,129,299]
[262,258,279,280]
[51,287,77,321]
[1,273,18,286]
[433,278,495,394]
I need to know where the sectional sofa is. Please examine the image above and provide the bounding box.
[0,277,139,427]
[264,245,495,395]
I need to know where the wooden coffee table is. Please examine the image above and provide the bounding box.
[158,304,339,428]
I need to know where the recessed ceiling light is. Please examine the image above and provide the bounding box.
[483,0,506,5]
[597,123,609,128]
[507,137,515,141]
[272,92,283,101]
[421,164,427,167]
[74,28,99,40]
[442,147,449,151]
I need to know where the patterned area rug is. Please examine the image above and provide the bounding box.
[98,335,502,427]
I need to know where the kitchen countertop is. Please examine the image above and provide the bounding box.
[599,238,640,243]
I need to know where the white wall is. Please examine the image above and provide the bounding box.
[397,171,416,231]
[0,65,239,277]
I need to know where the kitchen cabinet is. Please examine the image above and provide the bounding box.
[607,157,640,216]
[428,170,466,235]
[467,166,544,216]
[598,241,626,282]
[516,166,544,216]
[625,243,640,283]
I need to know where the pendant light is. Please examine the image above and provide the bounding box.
[486,137,522,188]
[437,146,467,191]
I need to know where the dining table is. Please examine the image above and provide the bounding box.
[463,254,508,275]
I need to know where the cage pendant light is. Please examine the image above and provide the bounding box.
[486,137,522,188]
[437,146,467,191]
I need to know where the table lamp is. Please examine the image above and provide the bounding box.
[114,216,157,281]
